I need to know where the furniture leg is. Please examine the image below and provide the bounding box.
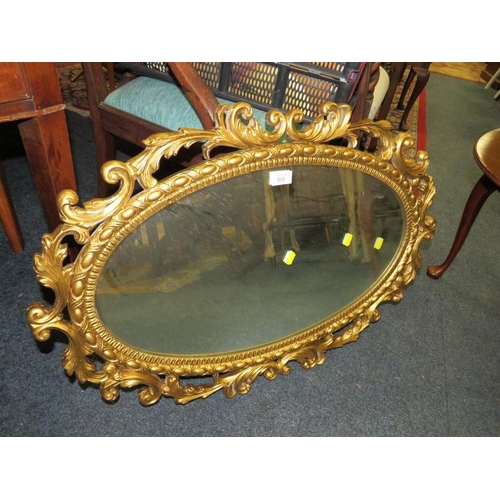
[398,66,430,131]
[0,162,24,252]
[484,67,500,89]
[427,174,498,279]
[106,63,116,91]
[396,68,415,110]
[18,111,77,231]
[376,62,406,121]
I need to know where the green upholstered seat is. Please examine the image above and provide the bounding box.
[104,76,270,131]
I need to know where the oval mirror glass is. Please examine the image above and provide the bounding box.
[95,165,404,356]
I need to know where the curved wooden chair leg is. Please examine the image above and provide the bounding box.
[376,62,406,121]
[399,67,430,131]
[427,174,498,279]
[397,67,415,110]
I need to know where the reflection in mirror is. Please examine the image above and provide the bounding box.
[96,165,404,356]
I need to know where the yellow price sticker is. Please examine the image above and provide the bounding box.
[283,250,296,265]
[374,237,384,250]
[342,233,353,247]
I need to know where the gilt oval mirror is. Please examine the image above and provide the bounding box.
[28,102,436,405]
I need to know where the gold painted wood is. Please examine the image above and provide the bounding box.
[27,102,436,406]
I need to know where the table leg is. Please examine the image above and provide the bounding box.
[18,110,77,232]
[0,161,24,252]
[427,174,498,279]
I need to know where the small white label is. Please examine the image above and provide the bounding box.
[269,170,293,186]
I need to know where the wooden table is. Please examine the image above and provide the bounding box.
[0,62,77,251]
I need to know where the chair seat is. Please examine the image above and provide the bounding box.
[104,76,270,131]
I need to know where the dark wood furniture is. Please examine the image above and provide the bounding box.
[0,62,77,252]
[427,129,500,279]
[377,62,431,131]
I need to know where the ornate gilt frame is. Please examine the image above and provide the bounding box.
[27,102,435,406]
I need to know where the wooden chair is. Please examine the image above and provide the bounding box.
[82,62,219,197]
[82,62,380,197]
[427,129,500,278]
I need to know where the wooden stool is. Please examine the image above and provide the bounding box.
[427,129,500,279]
